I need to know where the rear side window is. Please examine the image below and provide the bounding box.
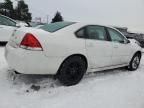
[40,22,75,33]
[86,26,107,41]
[75,28,86,38]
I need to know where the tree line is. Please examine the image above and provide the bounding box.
[0,0,32,22]
[0,0,64,23]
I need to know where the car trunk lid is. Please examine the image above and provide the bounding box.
[8,27,50,49]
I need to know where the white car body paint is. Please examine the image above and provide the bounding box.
[5,23,142,75]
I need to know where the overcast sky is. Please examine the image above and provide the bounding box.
[0,0,144,32]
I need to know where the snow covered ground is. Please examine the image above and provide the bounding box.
[0,46,144,108]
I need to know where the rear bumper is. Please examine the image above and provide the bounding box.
[5,44,64,75]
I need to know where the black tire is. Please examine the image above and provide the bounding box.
[57,56,87,86]
[128,53,141,71]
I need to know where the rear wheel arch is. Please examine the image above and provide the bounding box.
[56,54,88,75]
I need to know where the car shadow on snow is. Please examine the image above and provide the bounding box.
[7,67,132,92]
[83,67,131,83]
[7,70,60,92]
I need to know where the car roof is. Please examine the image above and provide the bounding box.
[74,22,121,32]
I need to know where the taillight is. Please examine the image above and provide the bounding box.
[20,33,43,50]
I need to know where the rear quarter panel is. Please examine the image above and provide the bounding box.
[40,23,87,58]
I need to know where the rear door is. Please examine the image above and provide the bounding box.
[107,28,132,65]
[85,25,113,69]
[0,16,16,42]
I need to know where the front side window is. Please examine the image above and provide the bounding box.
[0,16,16,26]
[107,28,125,43]
[86,25,107,41]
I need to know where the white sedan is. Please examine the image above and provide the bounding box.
[0,15,29,42]
[5,22,142,86]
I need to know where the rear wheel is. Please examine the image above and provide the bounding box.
[128,53,141,71]
[57,56,87,86]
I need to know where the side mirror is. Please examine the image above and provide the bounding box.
[127,39,130,44]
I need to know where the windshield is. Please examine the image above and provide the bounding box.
[39,22,75,33]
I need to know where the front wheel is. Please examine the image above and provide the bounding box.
[128,53,141,71]
[57,56,87,86]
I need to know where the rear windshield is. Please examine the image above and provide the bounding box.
[39,22,75,33]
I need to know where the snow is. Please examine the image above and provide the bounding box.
[0,46,144,108]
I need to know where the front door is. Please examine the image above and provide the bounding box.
[85,25,113,69]
[107,28,132,65]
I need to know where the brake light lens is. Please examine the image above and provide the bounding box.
[20,33,42,50]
